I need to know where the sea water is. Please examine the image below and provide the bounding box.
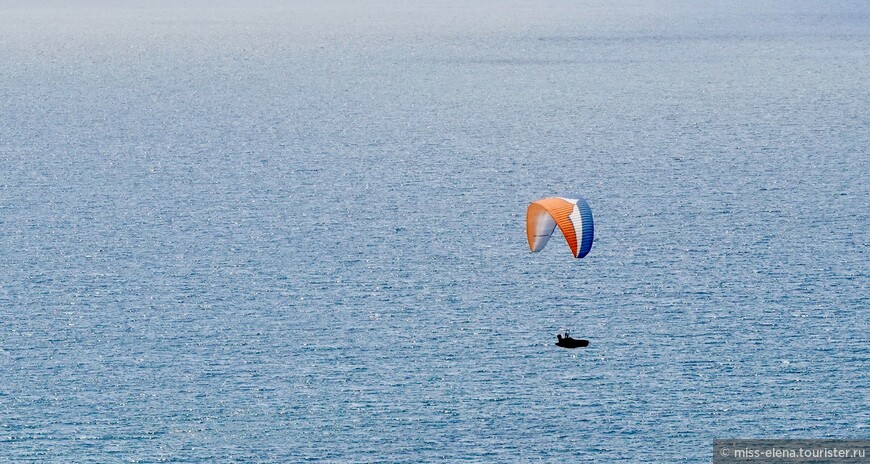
[1,1,867,461]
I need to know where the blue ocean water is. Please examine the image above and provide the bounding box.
[1,1,867,461]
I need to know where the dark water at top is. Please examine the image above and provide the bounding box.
[1,1,867,461]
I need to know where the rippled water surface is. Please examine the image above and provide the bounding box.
[1,1,868,461]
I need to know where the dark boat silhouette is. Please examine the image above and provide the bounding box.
[556,334,589,348]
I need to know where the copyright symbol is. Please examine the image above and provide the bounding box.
[720,448,729,457]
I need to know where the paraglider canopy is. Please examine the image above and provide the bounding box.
[526,195,594,258]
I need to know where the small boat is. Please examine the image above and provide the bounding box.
[556,334,589,348]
